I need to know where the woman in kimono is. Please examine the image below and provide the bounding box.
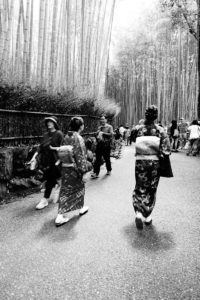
[133,105,171,230]
[51,117,92,226]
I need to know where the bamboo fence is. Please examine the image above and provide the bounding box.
[0,109,100,147]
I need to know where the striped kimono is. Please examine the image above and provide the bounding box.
[58,132,89,214]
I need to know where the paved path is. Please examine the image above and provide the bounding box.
[0,146,200,300]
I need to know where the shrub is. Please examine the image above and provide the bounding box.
[0,83,120,118]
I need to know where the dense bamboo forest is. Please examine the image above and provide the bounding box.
[0,0,199,124]
[0,0,115,98]
[106,0,199,126]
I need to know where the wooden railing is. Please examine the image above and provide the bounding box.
[0,109,99,147]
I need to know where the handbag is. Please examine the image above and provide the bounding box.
[159,154,173,177]
[27,152,38,170]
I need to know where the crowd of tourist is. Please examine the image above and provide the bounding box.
[116,117,200,156]
[28,110,200,229]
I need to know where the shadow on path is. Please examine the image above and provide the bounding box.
[14,203,55,219]
[123,223,175,252]
[36,215,81,243]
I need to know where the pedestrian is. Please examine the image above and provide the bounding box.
[124,124,131,146]
[169,120,179,152]
[178,117,188,150]
[34,116,64,210]
[114,127,121,141]
[50,116,92,226]
[113,127,122,158]
[186,120,200,156]
[91,115,114,178]
[119,124,125,140]
[133,105,171,230]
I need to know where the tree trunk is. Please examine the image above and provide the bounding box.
[197,0,200,119]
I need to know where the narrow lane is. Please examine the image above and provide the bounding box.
[0,146,200,300]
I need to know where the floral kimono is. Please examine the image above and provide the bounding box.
[58,131,89,214]
[133,124,171,218]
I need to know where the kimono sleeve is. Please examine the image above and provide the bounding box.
[159,128,171,156]
[73,136,88,174]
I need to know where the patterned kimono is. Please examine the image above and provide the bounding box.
[133,123,171,218]
[58,132,88,214]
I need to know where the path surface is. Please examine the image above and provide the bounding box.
[0,146,200,300]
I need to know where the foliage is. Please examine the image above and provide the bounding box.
[0,82,120,118]
[160,0,197,39]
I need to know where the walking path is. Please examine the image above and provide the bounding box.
[0,146,200,300]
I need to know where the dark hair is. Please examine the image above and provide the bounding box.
[192,119,198,125]
[69,116,84,131]
[145,105,158,121]
[85,138,93,150]
[171,120,177,128]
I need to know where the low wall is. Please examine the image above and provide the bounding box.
[0,136,97,203]
[0,109,100,202]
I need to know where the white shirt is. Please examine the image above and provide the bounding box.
[119,126,125,135]
[188,125,200,140]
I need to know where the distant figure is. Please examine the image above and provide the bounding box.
[178,117,188,149]
[114,127,121,141]
[124,124,131,146]
[119,124,125,138]
[113,127,123,158]
[91,116,114,178]
[186,120,200,156]
[133,105,171,230]
[169,120,179,152]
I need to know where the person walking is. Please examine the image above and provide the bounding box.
[113,127,122,158]
[186,120,200,156]
[35,116,64,210]
[91,116,114,178]
[169,120,179,152]
[119,124,125,140]
[124,124,131,146]
[178,117,188,149]
[50,117,92,226]
[133,105,171,230]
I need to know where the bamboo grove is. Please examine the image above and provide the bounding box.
[106,2,199,126]
[0,0,116,97]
